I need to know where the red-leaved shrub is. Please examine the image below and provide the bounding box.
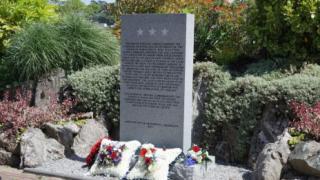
[0,89,75,136]
[289,100,320,140]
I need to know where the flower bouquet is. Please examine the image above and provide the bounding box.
[185,144,212,166]
[171,145,215,180]
[139,144,157,172]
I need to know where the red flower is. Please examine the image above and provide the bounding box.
[86,137,108,166]
[151,148,156,153]
[111,151,117,159]
[192,145,201,153]
[106,145,113,151]
[140,148,147,157]
[145,157,152,165]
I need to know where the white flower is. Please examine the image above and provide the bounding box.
[311,13,315,19]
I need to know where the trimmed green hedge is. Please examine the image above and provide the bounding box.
[68,65,120,125]
[68,62,320,162]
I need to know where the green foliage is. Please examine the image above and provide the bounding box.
[4,14,119,82]
[202,62,320,161]
[194,1,252,64]
[5,23,65,81]
[0,0,58,53]
[68,65,120,125]
[57,0,86,15]
[111,0,164,19]
[288,128,305,149]
[246,0,320,61]
[59,14,119,72]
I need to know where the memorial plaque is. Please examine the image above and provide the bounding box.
[120,14,194,152]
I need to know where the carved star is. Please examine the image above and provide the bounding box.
[137,28,143,36]
[161,28,168,36]
[149,28,156,36]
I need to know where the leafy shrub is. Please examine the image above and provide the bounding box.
[67,61,320,162]
[68,65,120,125]
[0,89,75,136]
[5,23,65,81]
[194,1,252,64]
[246,0,320,61]
[203,64,320,161]
[0,0,58,53]
[289,100,320,140]
[59,14,120,72]
[57,0,86,15]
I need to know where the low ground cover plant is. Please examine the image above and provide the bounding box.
[289,100,320,141]
[0,89,75,137]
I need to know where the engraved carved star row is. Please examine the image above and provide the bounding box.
[137,28,168,36]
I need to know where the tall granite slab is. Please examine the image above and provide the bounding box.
[120,14,194,152]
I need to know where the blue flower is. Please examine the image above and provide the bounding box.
[185,157,197,166]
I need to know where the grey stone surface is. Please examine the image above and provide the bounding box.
[289,141,320,177]
[72,119,108,158]
[25,156,116,180]
[120,14,194,152]
[20,128,65,167]
[0,148,12,165]
[27,156,251,180]
[249,104,289,168]
[0,148,20,167]
[0,133,19,153]
[253,129,291,180]
[64,121,80,134]
[34,69,66,108]
[42,122,76,154]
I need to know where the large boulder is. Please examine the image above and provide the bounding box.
[0,133,20,167]
[249,104,289,167]
[72,119,108,158]
[0,133,19,153]
[20,128,65,167]
[288,141,320,177]
[33,69,66,108]
[0,148,20,167]
[42,122,80,155]
[253,129,291,180]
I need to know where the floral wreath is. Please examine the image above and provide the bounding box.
[86,137,127,167]
[97,142,126,166]
[185,144,211,166]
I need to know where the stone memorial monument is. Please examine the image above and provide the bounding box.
[120,14,194,152]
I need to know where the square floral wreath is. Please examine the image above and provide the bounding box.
[127,143,182,180]
[89,138,141,178]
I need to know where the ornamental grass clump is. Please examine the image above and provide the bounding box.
[5,23,65,81]
[59,14,119,72]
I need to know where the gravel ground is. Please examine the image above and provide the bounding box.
[26,156,252,180]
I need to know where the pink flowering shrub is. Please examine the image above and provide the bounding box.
[289,100,320,140]
[0,89,75,136]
